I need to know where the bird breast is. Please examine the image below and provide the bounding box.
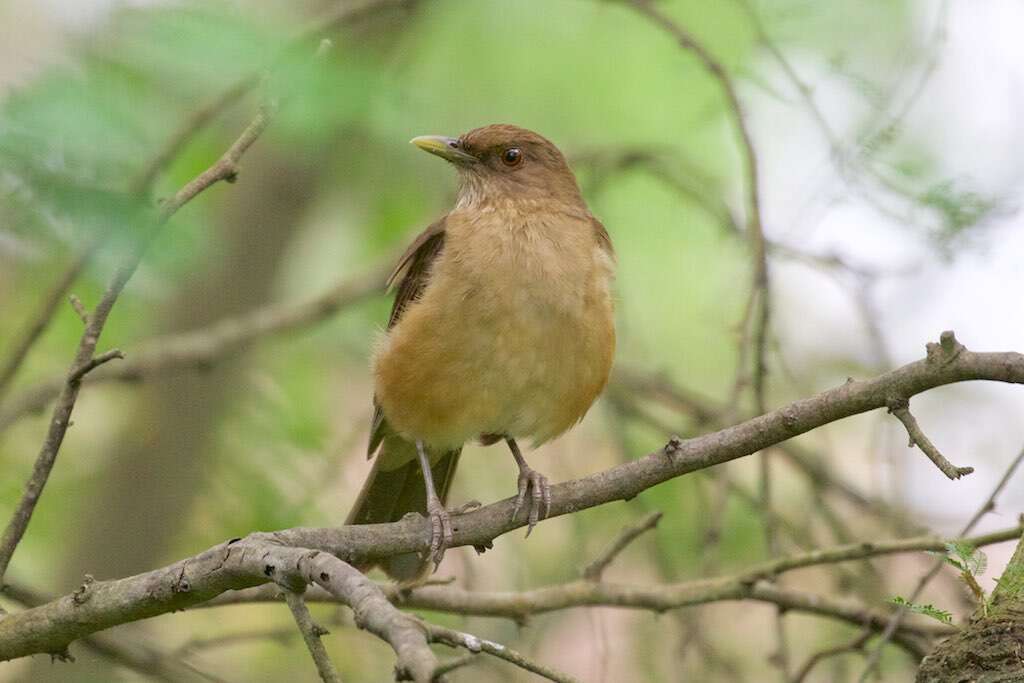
[373,205,615,451]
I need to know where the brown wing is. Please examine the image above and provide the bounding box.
[367,218,447,457]
[591,215,614,257]
[385,218,447,328]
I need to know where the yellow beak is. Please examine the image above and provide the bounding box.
[410,135,477,165]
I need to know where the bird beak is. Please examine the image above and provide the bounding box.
[410,135,478,165]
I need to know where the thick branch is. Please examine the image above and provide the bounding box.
[213,524,1019,652]
[242,333,1021,572]
[0,540,438,680]
[1,333,1022,664]
[613,368,918,532]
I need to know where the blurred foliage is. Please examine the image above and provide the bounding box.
[0,0,1011,681]
[888,596,953,625]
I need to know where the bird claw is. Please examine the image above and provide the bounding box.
[425,497,453,571]
[511,466,551,537]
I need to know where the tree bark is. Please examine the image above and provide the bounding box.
[917,537,1024,682]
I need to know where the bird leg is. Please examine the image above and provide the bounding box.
[506,437,551,536]
[415,440,453,570]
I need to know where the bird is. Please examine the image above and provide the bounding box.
[345,124,615,581]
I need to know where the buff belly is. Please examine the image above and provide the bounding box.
[373,236,615,451]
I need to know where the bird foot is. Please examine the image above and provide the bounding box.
[512,466,551,537]
[425,497,453,571]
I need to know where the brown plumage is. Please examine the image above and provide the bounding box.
[346,124,615,580]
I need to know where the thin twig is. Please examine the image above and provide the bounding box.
[0,72,278,588]
[859,443,1024,678]
[432,654,477,677]
[619,4,781,673]
[0,245,98,400]
[68,349,124,383]
[791,628,873,683]
[0,2,394,408]
[581,511,662,581]
[174,627,298,655]
[131,77,261,196]
[0,262,387,430]
[68,293,89,325]
[887,397,974,480]
[616,0,771,415]
[284,590,342,683]
[130,0,413,193]
[425,622,580,683]
[224,577,946,660]
[733,525,1022,585]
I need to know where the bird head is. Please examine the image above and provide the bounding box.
[411,124,582,208]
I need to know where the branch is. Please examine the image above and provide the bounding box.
[1,582,223,681]
[0,263,387,431]
[283,590,342,683]
[2,333,1023,666]
[612,368,913,529]
[612,8,790,669]
[582,510,662,581]
[859,442,1024,678]
[887,396,973,479]
[431,654,476,678]
[734,525,1021,583]
[620,0,771,409]
[228,576,946,659]
[0,69,277,588]
[621,2,781,666]
[791,628,873,683]
[257,333,1020,568]
[28,522,1014,669]
[67,349,124,383]
[424,622,580,683]
[0,246,96,401]
[0,540,439,681]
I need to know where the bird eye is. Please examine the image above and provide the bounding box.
[501,147,523,167]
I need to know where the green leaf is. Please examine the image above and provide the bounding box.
[889,596,953,625]
[946,541,987,577]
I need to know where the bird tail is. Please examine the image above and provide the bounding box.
[345,435,461,582]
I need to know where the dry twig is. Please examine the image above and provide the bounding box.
[283,589,342,683]
[887,397,973,480]
[0,41,277,589]
[425,622,579,683]
[581,511,662,581]
[858,443,1024,679]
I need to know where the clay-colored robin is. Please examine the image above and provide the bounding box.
[346,124,615,580]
